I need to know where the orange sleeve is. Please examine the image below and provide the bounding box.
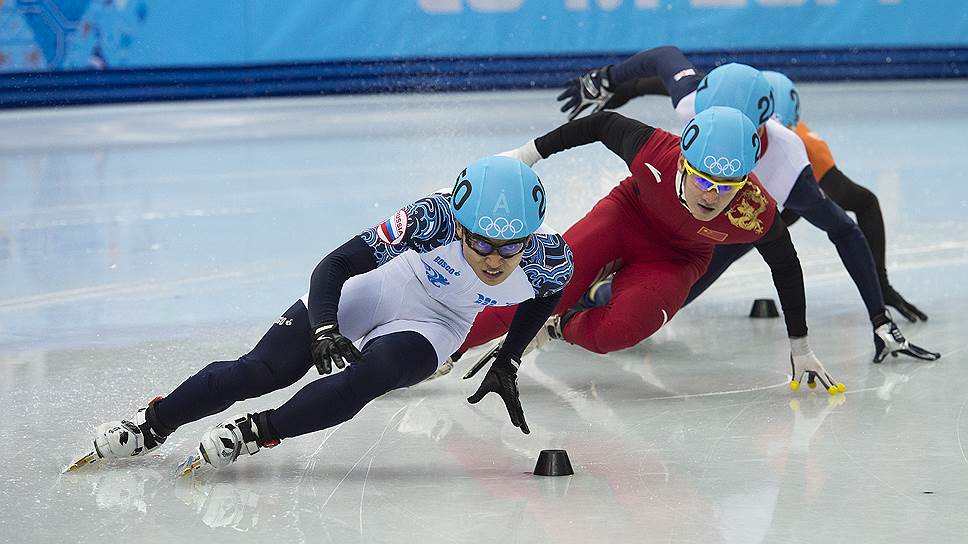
[794,122,836,181]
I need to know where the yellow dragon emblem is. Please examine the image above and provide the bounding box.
[726,184,768,233]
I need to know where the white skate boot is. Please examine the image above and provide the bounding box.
[527,313,564,356]
[65,397,171,473]
[178,411,279,476]
[421,354,457,383]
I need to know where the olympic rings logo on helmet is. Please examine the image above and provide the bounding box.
[477,216,525,238]
[703,156,743,177]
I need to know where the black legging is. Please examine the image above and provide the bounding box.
[782,166,888,285]
[154,300,438,440]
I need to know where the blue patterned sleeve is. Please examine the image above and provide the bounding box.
[520,232,574,298]
[359,192,458,266]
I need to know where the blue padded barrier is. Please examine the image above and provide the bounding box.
[1,47,965,109]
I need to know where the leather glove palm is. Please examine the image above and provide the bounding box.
[311,322,362,375]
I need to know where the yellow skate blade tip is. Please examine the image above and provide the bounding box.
[63,451,99,474]
[176,455,203,478]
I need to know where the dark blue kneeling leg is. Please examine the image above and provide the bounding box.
[155,301,314,430]
[270,331,438,440]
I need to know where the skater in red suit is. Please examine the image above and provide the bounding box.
[456,106,854,402]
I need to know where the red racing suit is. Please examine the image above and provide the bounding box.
[460,112,806,354]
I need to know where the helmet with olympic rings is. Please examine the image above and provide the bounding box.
[680,106,760,179]
[450,156,546,240]
[762,70,800,128]
[695,63,775,128]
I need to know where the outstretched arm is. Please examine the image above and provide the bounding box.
[464,292,562,436]
[753,218,845,394]
[606,46,703,107]
[604,76,670,110]
[500,111,655,169]
[557,45,703,119]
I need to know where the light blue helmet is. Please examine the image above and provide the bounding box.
[451,156,546,240]
[762,70,800,128]
[680,106,761,178]
[694,63,774,127]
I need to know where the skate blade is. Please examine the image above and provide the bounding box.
[176,452,204,477]
[462,341,502,380]
[63,451,101,474]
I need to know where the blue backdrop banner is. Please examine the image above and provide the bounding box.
[1,1,966,72]
[1,1,966,107]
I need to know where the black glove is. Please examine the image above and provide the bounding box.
[882,284,928,322]
[465,349,530,434]
[873,320,940,363]
[556,65,615,121]
[311,322,362,375]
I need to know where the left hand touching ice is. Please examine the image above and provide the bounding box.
[789,336,845,395]
[465,347,530,435]
[872,318,940,363]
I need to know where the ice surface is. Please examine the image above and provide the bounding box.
[1,81,967,543]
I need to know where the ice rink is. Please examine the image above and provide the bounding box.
[2,81,967,543]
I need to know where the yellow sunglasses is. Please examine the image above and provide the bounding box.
[682,159,748,194]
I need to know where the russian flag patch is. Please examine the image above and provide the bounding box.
[377,209,408,245]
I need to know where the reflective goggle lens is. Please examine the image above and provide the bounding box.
[691,175,737,193]
[465,233,527,258]
[684,160,747,194]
